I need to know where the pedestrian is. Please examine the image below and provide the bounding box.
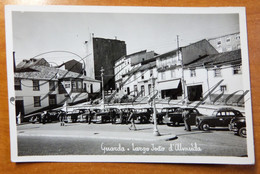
[182,110,191,131]
[88,109,95,124]
[128,109,137,131]
[119,109,123,124]
[110,108,117,124]
[59,110,66,126]
[17,112,21,125]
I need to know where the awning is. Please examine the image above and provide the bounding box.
[158,79,180,91]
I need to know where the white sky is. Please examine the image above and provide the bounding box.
[12,11,239,66]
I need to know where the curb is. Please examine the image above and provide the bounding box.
[18,131,177,142]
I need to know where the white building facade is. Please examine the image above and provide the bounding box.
[184,49,244,105]
[208,32,241,53]
[14,64,100,120]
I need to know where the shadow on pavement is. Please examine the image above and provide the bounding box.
[176,130,212,136]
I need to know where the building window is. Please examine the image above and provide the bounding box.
[236,35,240,40]
[217,40,221,47]
[141,85,145,96]
[220,85,227,92]
[233,66,242,74]
[49,95,56,106]
[134,85,138,96]
[214,68,221,77]
[142,74,144,79]
[33,80,40,91]
[171,70,176,78]
[15,79,22,90]
[161,72,165,80]
[77,81,82,89]
[190,69,196,77]
[150,69,153,77]
[148,84,152,95]
[72,81,76,89]
[34,96,41,107]
[226,38,231,43]
[49,81,55,91]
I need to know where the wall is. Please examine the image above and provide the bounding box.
[208,33,241,53]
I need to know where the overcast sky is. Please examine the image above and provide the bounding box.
[12,11,239,66]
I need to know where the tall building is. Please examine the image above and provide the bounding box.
[208,32,241,53]
[85,35,127,91]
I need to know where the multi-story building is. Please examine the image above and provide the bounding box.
[208,32,241,53]
[14,58,100,121]
[121,61,157,99]
[184,49,244,105]
[156,39,218,100]
[85,35,127,91]
[114,50,156,92]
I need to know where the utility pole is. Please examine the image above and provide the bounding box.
[100,67,105,109]
[177,35,187,105]
[151,77,160,136]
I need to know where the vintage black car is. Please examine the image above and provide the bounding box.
[67,109,88,123]
[166,107,202,126]
[29,110,60,123]
[156,107,179,124]
[92,108,120,123]
[134,108,153,124]
[229,116,246,138]
[196,107,244,131]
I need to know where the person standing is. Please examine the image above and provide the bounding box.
[128,109,137,131]
[88,109,95,124]
[182,110,191,131]
[59,111,66,126]
[110,108,116,124]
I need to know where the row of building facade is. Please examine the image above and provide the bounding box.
[114,33,245,105]
[14,32,244,120]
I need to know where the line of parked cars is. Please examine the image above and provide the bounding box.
[27,106,246,138]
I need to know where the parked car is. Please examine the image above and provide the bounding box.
[156,107,179,124]
[67,109,87,123]
[229,116,246,138]
[134,108,153,124]
[92,108,120,123]
[166,107,202,126]
[28,110,60,124]
[28,112,43,123]
[116,108,132,124]
[196,107,244,131]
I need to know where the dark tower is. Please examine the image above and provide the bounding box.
[92,37,126,91]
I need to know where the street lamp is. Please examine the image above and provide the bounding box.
[100,67,105,109]
[151,77,160,136]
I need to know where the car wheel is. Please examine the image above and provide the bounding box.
[239,127,247,138]
[201,123,210,131]
[167,123,173,126]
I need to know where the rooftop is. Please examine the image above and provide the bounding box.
[184,49,241,68]
[15,65,100,82]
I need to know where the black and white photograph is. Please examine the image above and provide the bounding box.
[5,6,254,164]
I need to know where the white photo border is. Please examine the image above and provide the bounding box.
[5,5,255,164]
